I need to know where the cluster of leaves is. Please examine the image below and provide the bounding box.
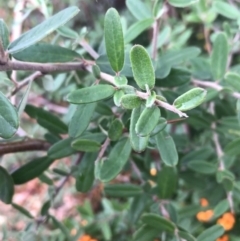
[1,0,240,240]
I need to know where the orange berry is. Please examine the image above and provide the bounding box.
[217,212,235,231]
[196,209,214,222]
[216,234,229,241]
[200,198,209,207]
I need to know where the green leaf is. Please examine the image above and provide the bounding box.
[8,6,80,54]
[104,184,142,197]
[168,0,199,7]
[57,26,78,39]
[41,200,51,216]
[125,18,154,44]
[113,90,125,107]
[129,195,150,224]
[130,106,149,152]
[196,225,224,241]
[38,112,67,134]
[48,138,76,159]
[121,94,143,109]
[156,68,191,87]
[0,91,19,139]
[76,153,97,193]
[155,131,178,166]
[108,119,123,141]
[141,213,175,234]
[51,215,71,241]
[225,72,240,92]
[66,85,115,104]
[0,166,14,204]
[0,19,10,50]
[157,166,177,199]
[146,91,156,108]
[11,156,54,185]
[156,47,201,79]
[126,0,152,20]
[12,43,81,63]
[133,225,159,241]
[237,99,240,126]
[97,138,132,182]
[17,82,32,118]
[71,139,100,152]
[130,45,155,90]
[114,75,128,86]
[21,231,41,241]
[150,118,167,136]
[211,33,228,80]
[12,203,34,219]
[135,106,160,137]
[173,87,207,111]
[187,161,217,174]
[213,199,229,219]
[224,138,240,156]
[104,8,124,73]
[68,103,96,138]
[213,1,239,19]
[178,231,196,241]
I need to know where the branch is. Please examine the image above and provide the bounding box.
[11,71,43,96]
[0,60,87,72]
[192,79,240,99]
[0,139,51,155]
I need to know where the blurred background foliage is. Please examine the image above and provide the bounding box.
[2,0,240,241]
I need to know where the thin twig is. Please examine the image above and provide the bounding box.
[192,79,240,99]
[95,138,111,162]
[79,39,99,59]
[151,19,161,60]
[11,71,43,96]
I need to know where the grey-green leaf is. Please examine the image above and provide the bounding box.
[213,1,239,20]
[104,8,124,73]
[12,43,81,63]
[168,0,199,8]
[141,213,175,234]
[0,91,19,139]
[130,106,149,152]
[133,225,159,241]
[69,103,96,138]
[130,45,155,90]
[121,94,142,109]
[97,138,132,182]
[48,138,77,159]
[0,166,14,204]
[173,87,207,111]
[66,85,115,104]
[155,132,178,166]
[108,119,123,141]
[71,139,101,152]
[135,106,160,136]
[0,19,9,50]
[187,160,217,174]
[125,18,154,44]
[225,72,240,92]
[196,225,224,241]
[211,33,228,80]
[8,6,80,54]
[126,0,152,20]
